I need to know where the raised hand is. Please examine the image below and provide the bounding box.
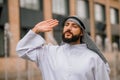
[32,19,59,34]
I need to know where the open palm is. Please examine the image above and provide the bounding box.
[32,19,59,34]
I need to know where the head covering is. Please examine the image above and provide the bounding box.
[63,16,108,64]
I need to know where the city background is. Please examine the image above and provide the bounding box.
[0,0,120,80]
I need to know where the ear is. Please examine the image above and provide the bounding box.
[80,32,83,36]
[80,28,83,36]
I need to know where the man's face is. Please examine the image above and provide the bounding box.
[62,21,83,43]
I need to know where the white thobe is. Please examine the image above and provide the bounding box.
[16,30,110,80]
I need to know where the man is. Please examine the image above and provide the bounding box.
[16,16,110,80]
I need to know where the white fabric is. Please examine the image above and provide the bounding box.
[16,30,110,80]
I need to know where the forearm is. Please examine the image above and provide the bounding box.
[16,30,46,58]
[16,19,58,61]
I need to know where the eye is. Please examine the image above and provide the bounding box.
[64,23,69,27]
[72,24,79,28]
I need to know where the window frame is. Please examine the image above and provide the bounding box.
[110,7,119,24]
[76,0,89,19]
[52,0,69,16]
[94,3,105,22]
[20,0,42,11]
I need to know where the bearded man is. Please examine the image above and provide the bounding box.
[16,16,110,80]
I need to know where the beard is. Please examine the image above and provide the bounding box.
[62,31,80,43]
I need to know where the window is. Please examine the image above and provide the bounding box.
[0,0,3,4]
[0,24,10,57]
[76,0,89,18]
[20,28,29,38]
[95,4,105,22]
[20,27,44,39]
[20,0,40,10]
[0,27,4,57]
[110,8,119,24]
[52,0,69,15]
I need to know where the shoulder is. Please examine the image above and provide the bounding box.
[84,49,100,58]
[85,49,110,69]
[84,48,104,63]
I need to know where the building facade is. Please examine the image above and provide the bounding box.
[0,0,120,80]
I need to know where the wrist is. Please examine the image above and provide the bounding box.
[32,27,40,34]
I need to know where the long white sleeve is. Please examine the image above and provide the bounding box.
[16,30,46,62]
[94,56,110,80]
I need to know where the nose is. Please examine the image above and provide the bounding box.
[66,24,72,30]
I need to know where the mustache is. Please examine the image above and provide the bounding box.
[64,30,73,35]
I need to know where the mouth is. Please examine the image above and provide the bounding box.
[65,32,72,35]
[64,32,73,38]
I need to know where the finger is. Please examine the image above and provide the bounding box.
[48,20,59,26]
[49,22,59,27]
[45,19,54,23]
[35,19,55,27]
[36,19,55,24]
[49,22,58,28]
[47,19,58,23]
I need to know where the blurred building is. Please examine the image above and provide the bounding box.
[0,0,120,80]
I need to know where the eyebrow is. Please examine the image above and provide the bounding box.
[64,22,81,28]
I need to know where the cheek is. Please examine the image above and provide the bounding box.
[72,29,81,35]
